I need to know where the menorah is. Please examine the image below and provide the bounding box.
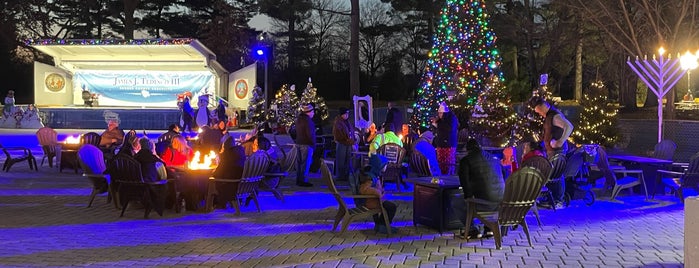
[627,48,687,143]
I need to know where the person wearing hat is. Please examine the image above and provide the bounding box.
[294,103,316,187]
[359,154,398,234]
[413,130,441,176]
[100,120,125,149]
[432,102,458,175]
[332,107,356,181]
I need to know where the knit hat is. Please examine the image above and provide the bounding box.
[438,102,449,113]
[301,104,314,113]
[338,107,350,115]
[420,131,435,142]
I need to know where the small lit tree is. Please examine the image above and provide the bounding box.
[270,84,299,128]
[299,77,329,121]
[470,75,518,146]
[246,85,266,129]
[572,80,620,147]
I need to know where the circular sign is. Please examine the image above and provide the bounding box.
[45,73,66,92]
[234,79,248,99]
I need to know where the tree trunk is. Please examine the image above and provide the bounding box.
[512,46,519,79]
[523,0,538,88]
[123,0,140,39]
[288,15,297,82]
[666,88,675,119]
[349,0,360,98]
[574,32,582,102]
[619,66,638,111]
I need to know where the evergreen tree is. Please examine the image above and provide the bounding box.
[246,85,266,129]
[270,84,299,128]
[572,80,620,147]
[299,77,328,121]
[470,75,518,147]
[411,0,504,129]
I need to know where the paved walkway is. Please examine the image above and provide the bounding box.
[0,163,685,267]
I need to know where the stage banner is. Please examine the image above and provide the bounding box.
[74,70,214,107]
[228,63,257,110]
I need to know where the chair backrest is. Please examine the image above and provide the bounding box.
[108,154,144,183]
[36,127,57,146]
[378,143,405,164]
[563,149,585,179]
[320,160,340,194]
[242,151,271,179]
[687,152,699,174]
[498,166,545,226]
[594,146,618,188]
[548,153,567,182]
[653,139,676,160]
[409,151,432,177]
[77,144,106,174]
[81,132,102,147]
[521,155,552,180]
[237,176,263,197]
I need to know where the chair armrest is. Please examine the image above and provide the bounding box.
[656,170,684,177]
[211,178,241,183]
[264,172,288,177]
[3,146,33,154]
[83,173,108,179]
[146,180,168,185]
[345,194,380,199]
[613,169,643,176]
[465,197,498,207]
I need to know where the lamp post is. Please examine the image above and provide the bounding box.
[680,51,698,101]
[255,33,271,110]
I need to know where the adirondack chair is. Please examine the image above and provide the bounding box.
[409,150,433,177]
[320,161,392,236]
[595,147,648,200]
[36,127,59,168]
[541,153,567,210]
[520,155,552,226]
[209,151,269,215]
[464,166,545,249]
[377,143,406,191]
[77,144,113,208]
[108,155,167,218]
[652,140,676,161]
[657,152,699,202]
[80,132,102,147]
[1,142,37,172]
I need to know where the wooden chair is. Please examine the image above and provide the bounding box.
[657,152,699,202]
[377,143,406,191]
[77,144,113,208]
[520,155,552,225]
[320,161,391,236]
[652,139,676,161]
[36,127,59,168]
[80,132,102,147]
[595,147,648,200]
[109,155,167,218]
[209,152,269,215]
[464,166,545,249]
[1,142,37,172]
[409,150,433,177]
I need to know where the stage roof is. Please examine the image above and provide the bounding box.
[27,39,227,74]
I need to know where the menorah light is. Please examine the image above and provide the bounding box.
[627,47,687,143]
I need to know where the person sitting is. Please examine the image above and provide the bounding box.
[116,134,140,157]
[198,125,224,154]
[160,135,194,167]
[212,137,246,209]
[358,154,398,234]
[156,124,180,155]
[522,140,546,163]
[369,123,403,156]
[412,131,441,176]
[134,138,166,182]
[458,139,505,239]
[100,120,125,149]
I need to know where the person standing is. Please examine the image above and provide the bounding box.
[332,107,355,181]
[530,96,574,208]
[384,102,403,135]
[3,90,15,116]
[458,139,505,239]
[295,104,316,187]
[432,102,458,175]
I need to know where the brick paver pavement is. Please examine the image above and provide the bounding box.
[0,163,684,268]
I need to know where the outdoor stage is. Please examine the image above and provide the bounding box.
[38,106,181,130]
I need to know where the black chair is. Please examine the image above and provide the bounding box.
[658,152,699,202]
[108,155,167,218]
[77,144,112,208]
[80,132,102,147]
[1,142,37,172]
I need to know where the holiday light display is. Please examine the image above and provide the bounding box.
[25,38,194,46]
[411,0,503,129]
[247,85,266,129]
[572,80,620,147]
[270,84,299,128]
[299,78,328,121]
[470,75,518,146]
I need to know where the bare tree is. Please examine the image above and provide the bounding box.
[359,0,397,83]
[566,0,699,115]
[307,0,346,68]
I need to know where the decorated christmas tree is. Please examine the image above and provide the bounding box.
[246,85,266,129]
[270,84,299,128]
[470,75,518,147]
[572,80,620,147]
[299,77,329,121]
[411,0,504,129]
[514,84,555,143]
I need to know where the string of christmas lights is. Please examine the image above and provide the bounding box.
[270,84,300,128]
[572,80,620,147]
[411,0,504,129]
[299,78,329,121]
[470,75,518,146]
[25,38,194,46]
[247,85,266,129]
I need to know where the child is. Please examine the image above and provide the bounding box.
[358,154,398,234]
